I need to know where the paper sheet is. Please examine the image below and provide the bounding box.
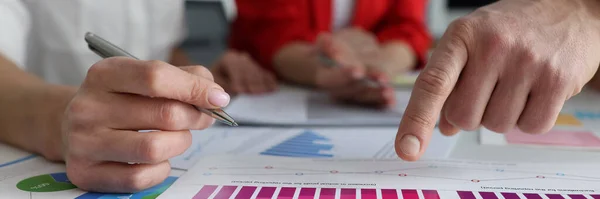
[479,126,600,151]
[159,155,600,199]
[169,127,459,170]
[479,109,600,150]
[0,143,183,199]
[225,86,413,126]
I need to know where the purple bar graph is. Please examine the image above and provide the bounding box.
[568,195,587,199]
[423,190,440,199]
[381,189,398,199]
[214,186,238,199]
[501,192,520,199]
[319,188,336,199]
[546,194,565,199]
[341,188,356,199]
[235,186,257,199]
[591,195,600,199]
[480,192,499,199]
[256,187,276,199]
[277,187,296,199]
[457,191,476,199]
[361,189,377,199]
[193,185,218,199]
[298,188,316,199]
[523,193,543,199]
[403,190,419,199]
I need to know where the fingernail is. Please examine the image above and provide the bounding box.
[399,135,421,156]
[208,88,230,107]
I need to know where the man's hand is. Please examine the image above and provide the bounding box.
[212,50,278,95]
[395,0,600,160]
[314,33,395,107]
[62,57,229,192]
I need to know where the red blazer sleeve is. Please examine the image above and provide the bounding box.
[374,0,432,69]
[230,0,318,72]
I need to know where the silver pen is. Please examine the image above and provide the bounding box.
[84,32,238,126]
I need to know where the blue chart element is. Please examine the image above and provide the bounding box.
[0,154,36,168]
[574,111,600,120]
[260,130,334,157]
[75,176,178,199]
[50,173,71,183]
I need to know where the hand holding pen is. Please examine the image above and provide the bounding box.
[59,32,235,193]
[85,32,237,126]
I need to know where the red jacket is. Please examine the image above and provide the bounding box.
[229,0,432,72]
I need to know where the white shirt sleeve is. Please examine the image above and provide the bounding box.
[0,0,31,68]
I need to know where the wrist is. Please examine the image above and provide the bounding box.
[34,84,76,161]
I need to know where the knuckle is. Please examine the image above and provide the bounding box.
[543,65,571,91]
[142,60,169,96]
[136,135,165,163]
[65,97,88,116]
[517,123,551,135]
[517,113,555,135]
[521,49,542,65]
[416,67,453,97]
[64,97,95,127]
[446,111,478,131]
[405,112,435,128]
[190,66,211,75]
[188,79,211,103]
[448,17,475,36]
[85,61,111,85]
[487,32,513,51]
[482,120,512,134]
[122,168,154,192]
[67,166,93,191]
[157,102,186,130]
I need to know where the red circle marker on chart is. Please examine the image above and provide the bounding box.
[471,179,480,183]
[398,173,408,177]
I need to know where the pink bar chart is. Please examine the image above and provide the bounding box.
[191,185,597,199]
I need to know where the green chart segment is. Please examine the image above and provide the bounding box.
[16,172,77,192]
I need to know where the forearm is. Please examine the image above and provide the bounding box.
[375,41,416,77]
[273,42,322,87]
[0,54,76,161]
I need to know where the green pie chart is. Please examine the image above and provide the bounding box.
[17,172,77,192]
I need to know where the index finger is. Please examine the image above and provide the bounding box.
[395,25,469,161]
[85,57,229,109]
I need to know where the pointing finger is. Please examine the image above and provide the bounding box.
[395,20,470,161]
